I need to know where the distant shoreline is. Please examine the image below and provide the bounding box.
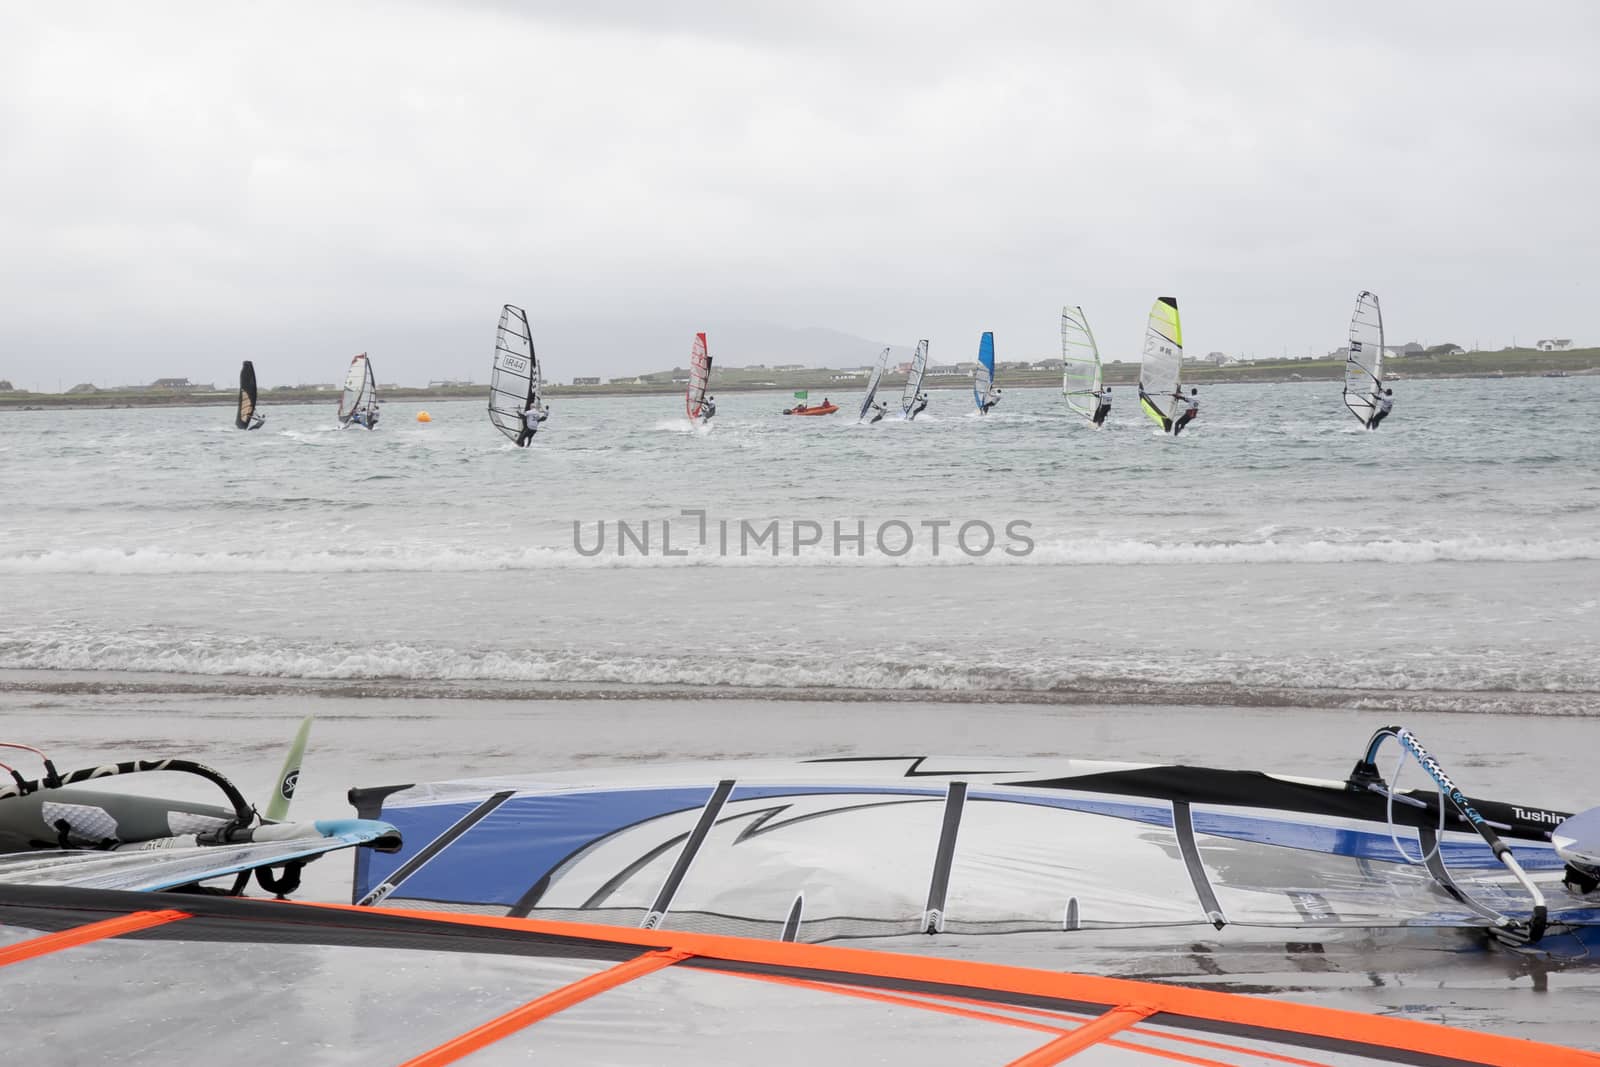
[4,349,1595,411]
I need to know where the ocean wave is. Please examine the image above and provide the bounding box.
[3,626,1597,704]
[2,535,1600,575]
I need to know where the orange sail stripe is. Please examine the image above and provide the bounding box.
[399,949,688,1067]
[0,909,190,967]
[293,900,1600,1066]
[1007,1005,1157,1066]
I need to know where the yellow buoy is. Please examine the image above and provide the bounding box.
[416,411,432,423]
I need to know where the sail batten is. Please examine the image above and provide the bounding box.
[858,347,889,421]
[1061,306,1103,420]
[1344,291,1385,426]
[1137,297,1183,429]
[900,339,929,417]
[489,305,540,443]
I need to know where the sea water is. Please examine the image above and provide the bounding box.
[4,377,1600,1047]
[2,376,1597,715]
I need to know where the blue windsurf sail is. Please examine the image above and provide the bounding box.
[973,332,996,413]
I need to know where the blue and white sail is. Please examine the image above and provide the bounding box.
[973,332,996,413]
[348,747,1596,948]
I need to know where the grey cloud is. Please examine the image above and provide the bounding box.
[1,1,1595,390]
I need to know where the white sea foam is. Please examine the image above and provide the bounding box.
[3,536,1599,575]
[3,625,1597,701]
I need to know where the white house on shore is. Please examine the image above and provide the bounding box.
[1537,338,1574,351]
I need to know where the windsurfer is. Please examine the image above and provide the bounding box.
[245,413,265,431]
[1368,388,1393,430]
[517,403,548,446]
[1173,388,1198,436]
[869,401,888,424]
[701,395,716,422]
[907,392,929,420]
[1092,386,1112,427]
[980,388,1002,414]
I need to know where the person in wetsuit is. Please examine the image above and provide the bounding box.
[1091,386,1112,427]
[516,402,548,446]
[907,392,929,420]
[1368,388,1393,429]
[1172,388,1199,436]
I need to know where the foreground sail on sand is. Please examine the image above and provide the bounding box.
[3,883,1595,1064]
[349,726,1600,955]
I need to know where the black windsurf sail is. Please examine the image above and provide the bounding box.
[235,361,264,430]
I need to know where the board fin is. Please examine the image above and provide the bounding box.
[264,716,312,823]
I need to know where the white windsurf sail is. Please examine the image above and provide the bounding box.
[1061,305,1103,420]
[351,741,1591,948]
[488,304,540,443]
[1137,297,1183,430]
[1344,290,1385,426]
[858,346,889,421]
[899,339,929,417]
[686,332,712,420]
[337,353,378,427]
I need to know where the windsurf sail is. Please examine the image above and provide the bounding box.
[972,332,996,413]
[899,339,929,416]
[1061,305,1103,420]
[350,738,1597,950]
[1,884,1579,1067]
[857,347,889,421]
[1137,297,1183,430]
[488,304,540,443]
[1344,290,1385,426]
[337,353,378,427]
[686,332,712,420]
[234,361,263,430]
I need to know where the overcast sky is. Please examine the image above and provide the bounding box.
[3,1,1596,389]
